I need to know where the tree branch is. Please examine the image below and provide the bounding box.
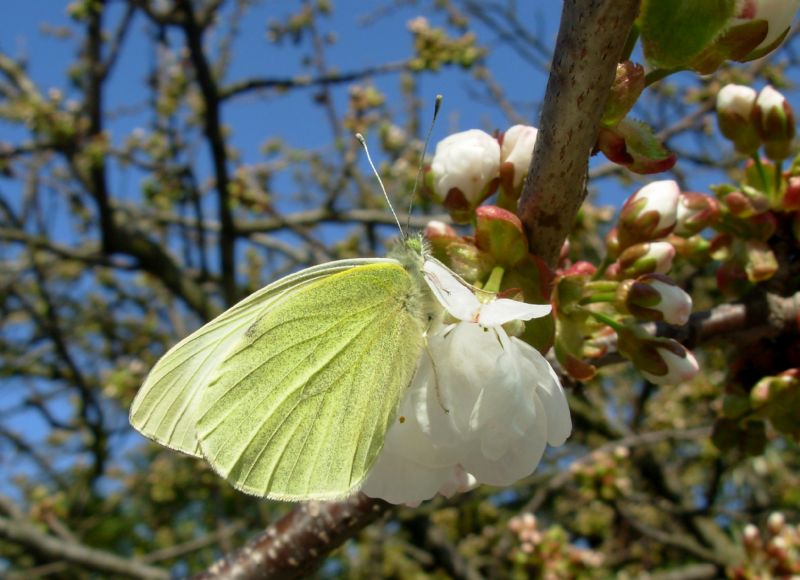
[518,0,640,266]
[193,494,391,579]
[0,515,169,580]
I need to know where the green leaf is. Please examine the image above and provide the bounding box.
[640,0,737,69]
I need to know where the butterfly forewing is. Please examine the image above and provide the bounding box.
[129,258,397,457]
[196,262,426,500]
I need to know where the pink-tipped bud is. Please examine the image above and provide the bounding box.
[721,189,770,218]
[618,180,681,249]
[424,220,457,240]
[618,273,693,325]
[752,85,796,161]
[615,241,676,278]
[474,205,529,266]
[428,129,501,223]
[602,61,646,127]
[716,84,760,154]
[783,176,800,211]
[675,192,721,237]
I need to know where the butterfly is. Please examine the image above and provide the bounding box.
[129,233,444,500]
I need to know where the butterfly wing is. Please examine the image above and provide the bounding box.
[196,261,426,500]
[129,258,396,457]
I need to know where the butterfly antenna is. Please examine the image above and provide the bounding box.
[407,94,443,230]
[356,132,405,237]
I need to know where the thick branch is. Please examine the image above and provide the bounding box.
[518,0,640,266]
[193,494,391,580]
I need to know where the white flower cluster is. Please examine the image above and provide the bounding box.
[363,260,571,505]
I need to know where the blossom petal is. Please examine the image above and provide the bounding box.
[437,465,477,498]
[460,392,549,486]
[514,337,572,446]
[422,259,481,321]
[361,451,454,505]
[479,299,552,327]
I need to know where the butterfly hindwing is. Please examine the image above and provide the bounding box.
[129,258,397,457]
[196,262,426,500]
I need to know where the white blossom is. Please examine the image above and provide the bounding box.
[430,129,500,206]
[362,260,571,505]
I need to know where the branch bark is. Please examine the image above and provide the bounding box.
[518,0,640,266]
[193,494,391,580]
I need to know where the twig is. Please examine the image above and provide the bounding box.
[0,515,169,580]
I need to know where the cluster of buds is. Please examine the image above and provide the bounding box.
[728,512,800,579]
[424,124,539,221]
[508,513,605,574]
[554,180,709,384]
[717,84,795,160]
[706,158,800,296]
[569,446,632,502]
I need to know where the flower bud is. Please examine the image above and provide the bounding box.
[596,119,677,175]
[670,234,712,267]
[561,261,597,278]
[605,227,620,259]
[675,192,720,236]
[752,85,796,160]
[745,239,778,282]
[716,84,760,154]
[731,0,799,58]
[601,61,646,127]
[617,329,700,385]
[475,205,528,266]
[720,188,770,218]
[748,211,778,241]
[767,511,785,535]
[617,273,693,325]
[618,180,680,249]
[783,175,800,211]
[425,220,459,257]
[498,125,538,205]
[428,129,501,223]
[615,241,676,278]
[742,523,761,552]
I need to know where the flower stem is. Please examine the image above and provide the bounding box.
[753,154,770,194]
[774,160,784,200]
[484,266,505,294]
[580,307,624,332]
[593,257,613,280]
